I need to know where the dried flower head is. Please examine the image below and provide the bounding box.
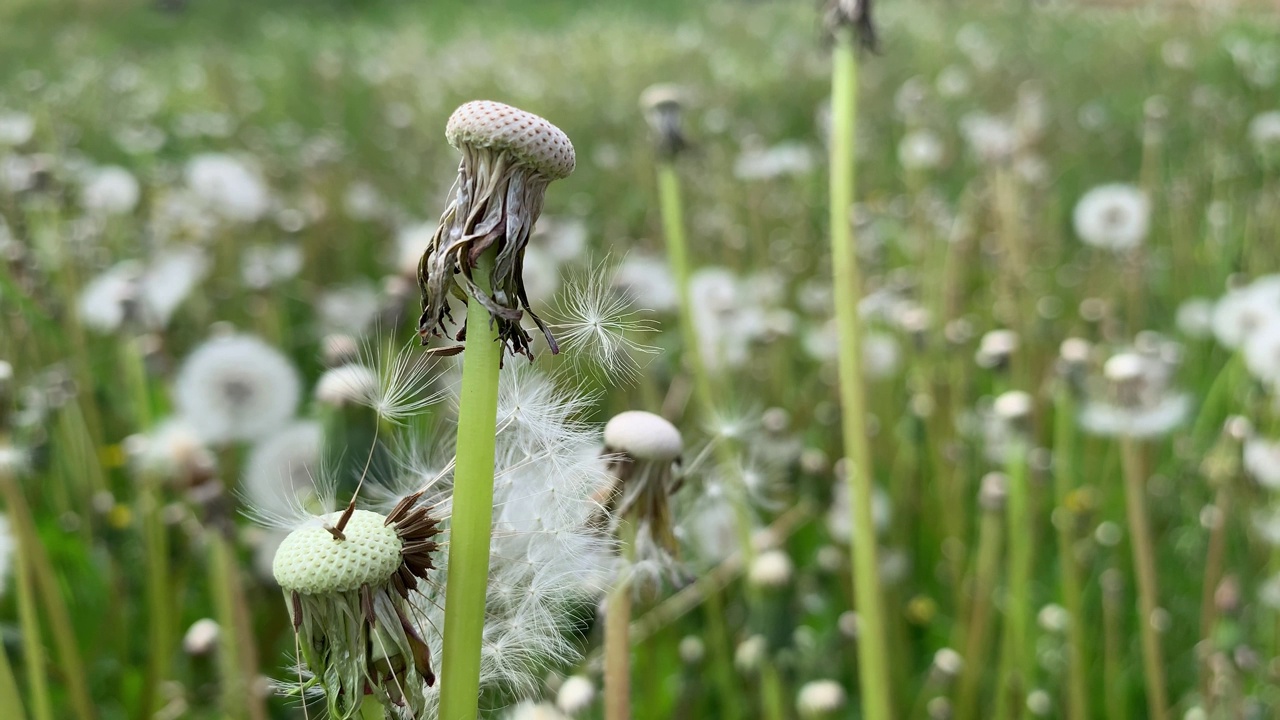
[823,0,878,51]
[639,84,689,160]
[417,101,575,359]
[272,496,441,718]
[602,411,684,556]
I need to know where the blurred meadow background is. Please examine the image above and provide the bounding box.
[3,0,1280,718]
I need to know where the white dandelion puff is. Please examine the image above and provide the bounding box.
[173,334,301,444]
[80,165,140,216]
[1072,184,1150,252]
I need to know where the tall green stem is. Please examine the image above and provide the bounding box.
[437,255,503,720]
[13,536,49,720]
[605,520,635,720]
[1119,437,1168,720]
[656,159,746,719]
[996,444,1031,720]
[955,509,1004,720]
[830,30,892,720]
[1052,391,1089,720]
[0,624,27,720]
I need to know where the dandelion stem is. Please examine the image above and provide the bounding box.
[655,154,746,720]
[437,252,503,720]
[0,465,95,720]
[1052,389,1089,720]
[140,474,173,720]
[209,532,267,720]
[0,621,27,720]
[830,28,893,720]
[605,519,635,720]
[996,443,1032,720]
[955,508,1004,720]
[1101,569,1129,720]
[1119,436,1169,720]
[13,533,49,720]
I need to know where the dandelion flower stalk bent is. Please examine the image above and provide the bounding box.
[829,23,893,720]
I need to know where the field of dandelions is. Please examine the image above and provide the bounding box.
[4,0,1280,718]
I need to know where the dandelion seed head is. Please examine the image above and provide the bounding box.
[174,334,301,444]
[604,411,682,462]
[898,129,945,171]
[748,549,794,589]
[1212,276,1280,349]
[1072,184,1150,251]
[1245,436,1280,489]
[0,111,35,146]
[556,674,595,716]
[80,165,140,215]
[184,153,270,223]
[796,680,848,718]
[182,618,220,656]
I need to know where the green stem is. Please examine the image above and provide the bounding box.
[760,663,787,720]
[701,588,741,718]
[1052,391,1089,720]
[140,476,172,720]
[1101,570,1128,720]
[1119,437,1168,720]
[830,29,892,720]
[0,468,94,720]
[437,255,503,720]
[996,444,1032,720]
[0,625,27,720]
[656,158,747,719]
[208,537,242,719]
[605,520,635,720]
[13,534,49,720]
[955,510,1004,720]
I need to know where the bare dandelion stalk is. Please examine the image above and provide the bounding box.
[1051,388,1089,720]
[605,519,636,720]
[652,126,749,720]
[829,17,893,720]
[995,442,1032,720]
[1119,436,1169,720]
[424,101,575,720]
[13,531,48,720]
[209,530,267,720]
[437,252,504,720]
[955,477,1005,720]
